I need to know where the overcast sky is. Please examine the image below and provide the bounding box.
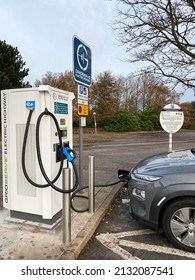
[0,0,194,102]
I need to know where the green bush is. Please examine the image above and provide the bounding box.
[105,110,141,132]
[104,109,161,132]
[74,109,162,132]
[138,110,161,131]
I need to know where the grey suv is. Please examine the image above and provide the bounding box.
[121,148,195,252]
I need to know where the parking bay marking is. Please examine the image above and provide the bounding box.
[96,229,195,260]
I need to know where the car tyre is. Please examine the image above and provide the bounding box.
[162,198,195,252]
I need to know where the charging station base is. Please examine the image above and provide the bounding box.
[10,210,62,226]
[3,210,62,230]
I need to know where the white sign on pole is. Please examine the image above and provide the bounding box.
[160,103,184,134]
[78,84,88,105]
[80,116,86,127]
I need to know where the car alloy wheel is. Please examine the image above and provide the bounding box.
[162,198,195,252]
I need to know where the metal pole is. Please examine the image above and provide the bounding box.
[88,156,95,213]
[94,119,97,134]
[169,133,172,152]
[62,168,71,245]
[93,112,97,134]
[79,117,83,190]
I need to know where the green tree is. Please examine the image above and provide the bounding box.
[90,71,122,126]
[0,40,29,90]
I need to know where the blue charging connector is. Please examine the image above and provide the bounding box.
[63,147,77,162]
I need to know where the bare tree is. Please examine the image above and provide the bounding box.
[121,72,181,112]
[115,0,195,90]
[35,70,77,93]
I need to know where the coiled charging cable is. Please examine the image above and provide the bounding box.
[22,108,79,194]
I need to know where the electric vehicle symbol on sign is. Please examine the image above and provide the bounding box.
[25,101,35,109]
[77,44,89,71]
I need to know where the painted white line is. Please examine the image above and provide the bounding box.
[119,239,195,259]
[96,230,195,260]
[113,229,155,238]
[96,233,140,260]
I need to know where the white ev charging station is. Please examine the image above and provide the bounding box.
[1,85,75,224]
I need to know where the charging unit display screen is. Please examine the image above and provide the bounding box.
[60,128,67,138]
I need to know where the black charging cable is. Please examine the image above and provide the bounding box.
[71,177,123,213]
[22,108,126,212]
[22,108,79,194]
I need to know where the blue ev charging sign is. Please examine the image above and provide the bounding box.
[73,36,92,87]
[78,85,88,105]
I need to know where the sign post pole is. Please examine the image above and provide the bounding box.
[169,133,172,152]
[73,36,92,190]
[79,117,84,190]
